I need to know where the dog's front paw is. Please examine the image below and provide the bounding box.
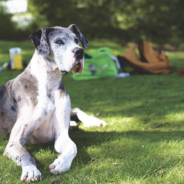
[21,165,41,182]
[49,155,71,174]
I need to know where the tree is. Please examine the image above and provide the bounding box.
[24,0,184,45]
[110,0,184,45]
[0,3,17,40]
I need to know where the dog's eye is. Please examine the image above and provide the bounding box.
[75,39,79,44]
[55,40,64,45]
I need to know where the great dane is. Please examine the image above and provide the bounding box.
[0,24,106,182]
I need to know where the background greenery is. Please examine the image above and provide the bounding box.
[1,0,184,48]
[28,0,184,46]
[0,39,184,183]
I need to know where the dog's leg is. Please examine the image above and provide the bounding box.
[71,107,107,127]
[49,93,77,174]
[3,108,41,182]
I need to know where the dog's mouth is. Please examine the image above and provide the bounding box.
[72,59,84,74]
[60,71,68,75]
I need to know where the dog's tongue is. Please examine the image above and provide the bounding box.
[77,60,83,73]
[72,59,84,74]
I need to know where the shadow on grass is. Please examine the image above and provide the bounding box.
[0,125,183,183]
[69,126,182,156]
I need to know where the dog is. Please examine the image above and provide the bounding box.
[0,24,106,182]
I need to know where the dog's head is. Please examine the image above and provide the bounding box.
[30,24,88,74]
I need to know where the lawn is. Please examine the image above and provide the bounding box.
[0,39,184,184]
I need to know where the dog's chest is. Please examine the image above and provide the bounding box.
[32,69,60,119]
[28,60,69,144]
[31,118,55,144]
[30,84,69,144]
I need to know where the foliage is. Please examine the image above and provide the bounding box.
[0,5,16,40]
[1,0,184,45]
[0,39,184,183]
[27,0,118,39]
[26,0,184,46]
[112,0,184,45]
[0,4,30,41]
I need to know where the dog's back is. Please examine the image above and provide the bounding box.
[0,63,39,138]
[0,79,17,137]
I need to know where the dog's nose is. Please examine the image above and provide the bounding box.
[73,48,84,60]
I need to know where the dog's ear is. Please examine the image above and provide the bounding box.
[30,28,54,56]
[68,24,88,49]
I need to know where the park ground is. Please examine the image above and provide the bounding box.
[0,39,184,184]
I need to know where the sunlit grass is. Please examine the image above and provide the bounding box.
[0,39,184,183]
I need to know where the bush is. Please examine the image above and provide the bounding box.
[0,5,17,40]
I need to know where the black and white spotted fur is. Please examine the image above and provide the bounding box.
[0,24,106,182]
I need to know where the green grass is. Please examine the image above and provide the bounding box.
[0,39,184,184]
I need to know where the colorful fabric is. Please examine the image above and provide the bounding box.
[73,47,118,80]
